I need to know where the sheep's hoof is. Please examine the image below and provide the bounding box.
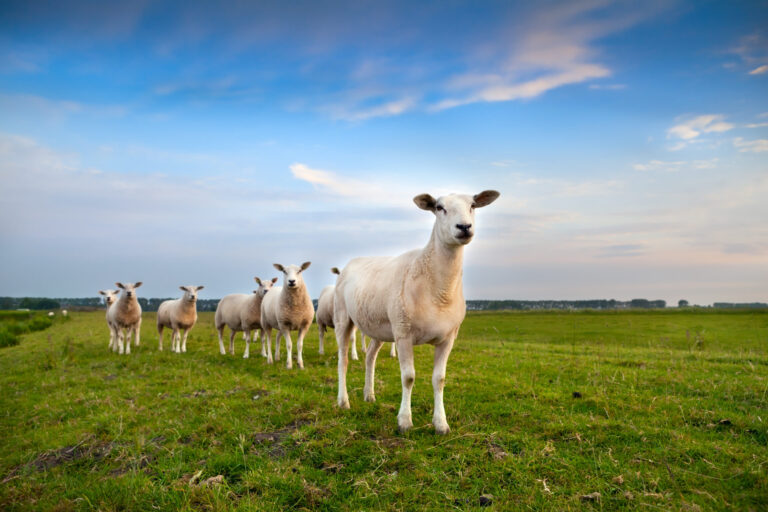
[338,398,350,409]
[298,362,304,369]
[434,423,451,435]
[267,358,274,364]
[219,350,226,355]
[319,350,324,355]
[260,351,267,357]
[351,354,359,361]
[243,354,249,359]
[364,393,376,403]
[397,415,413,433]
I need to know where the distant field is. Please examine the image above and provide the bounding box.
[1,310,766,510]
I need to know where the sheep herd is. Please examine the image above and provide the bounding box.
[98,191,499,434]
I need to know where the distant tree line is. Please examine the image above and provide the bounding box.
[1,297,766,312]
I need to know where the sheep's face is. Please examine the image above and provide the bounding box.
[254,277,279,297]
[414,190,500,246]
[115,281,142,299]
[273,262,311,289]
[180,285,204,302]
[98,289,119,307]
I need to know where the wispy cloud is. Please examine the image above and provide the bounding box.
[633,158,718,172]
[750,64,768,75]
[727,33,768,75]
[666,114,733,150]
[733,137,768,153]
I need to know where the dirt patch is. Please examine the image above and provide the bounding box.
[103,374,118,381]
[28,440,118,471]
[252,419,311,459]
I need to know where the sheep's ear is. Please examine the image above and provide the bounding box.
[473,190,500,208]
[254,277,262,285]
[196,285,204,291]
[300,261,311,272]
[414,193,437,211]
[116,282,124,289]
[135,281,143,288]
[98,290,106,296]
[271,277,278,284]
[180,286,188,292]
[273,263,285,273]
[331,267,340,275]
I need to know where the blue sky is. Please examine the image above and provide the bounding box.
[0,0,766,305]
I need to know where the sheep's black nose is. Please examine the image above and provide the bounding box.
[288,280,296,286]
[456,223,472,232]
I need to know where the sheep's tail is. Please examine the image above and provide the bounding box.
[331,267,340,275]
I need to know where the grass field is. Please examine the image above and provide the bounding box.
[0,309,766,511]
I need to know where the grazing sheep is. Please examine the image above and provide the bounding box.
[47,312,54,317]
[98,289,120,350]
[334,190,500,434]
[157,286,204,353]
[62,310,68,316]
[261,262,314,369]
[109,282,143,355]
[215,277,278,359]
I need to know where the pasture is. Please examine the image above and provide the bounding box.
[1,310,766,510]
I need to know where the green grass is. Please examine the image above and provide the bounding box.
[0,310,766,511]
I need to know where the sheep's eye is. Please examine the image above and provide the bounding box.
[470,203,476,210]
[435,205,445,213]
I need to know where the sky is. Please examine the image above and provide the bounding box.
[0,0,766,305]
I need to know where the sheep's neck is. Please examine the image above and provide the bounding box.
[281,285,309,308]
[249,293,264,314]
[420,228,464,308]
[180,298,197,314]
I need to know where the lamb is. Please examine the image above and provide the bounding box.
[334,190,499,434]
[157,286,204,353]
[108,282,143,355]
[215,277,278,359]
[260,262,315,369]
[316,267,395,359]
[98,289,120,350]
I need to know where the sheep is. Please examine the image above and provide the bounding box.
[48,311,54,317]
[98,289,120,350]
[316,267,395,359]
[157,286,204,353]
[334,190,499,434]
[62,309,68,316]
[215,277,278,359]
[261,262,314,369]
[361,333,397,358]
[108,282,143,355]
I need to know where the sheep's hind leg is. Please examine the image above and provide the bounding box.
[350,326,359,361]
[257,329,266,357]
[364,339,383,402]
[217,327,226,355]
[296,325,309,369]
[181,329,189,353]
[318,324,325,356]
[157,325,164,351]
[390,341,397,358]
[264,328,274,364]
[228,330,236,355]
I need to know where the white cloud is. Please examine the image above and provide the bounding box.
[733,137,768,153]
[588,83,626,90]
[746,122,768,128]
[633,158,718,172]
[667,115,734,140]
[749,64,768,75]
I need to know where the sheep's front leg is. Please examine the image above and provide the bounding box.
[318,324,325,356]
[390,341,397,358]
[275,331,282,361]
[350,327,359,361]
[157,325,164,351]
[364,339,383,402]
[181,329,189,353]
[125,328,132,355]
[264,328,274,364]
[296,325,309,369]
[257,329,266,357]
[228,330,236,355]
[432,337,455,435]
[396,339,416,432]
[361,334,368,354]
[117,328,125,355]
[282,329,294,369]
[172,328,181,352]
[336,321,354,409]
[134,317,141,346]
[243,329,251,359]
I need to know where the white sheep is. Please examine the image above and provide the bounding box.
[98,289,120,350]
[261,262,314,369]
[62,309,68,316]
[48,311,54,317]
[316,267,395,359]
[215,277,278,359]
[334,190,499,434]
[108,282,143,355]
[157,286,204,353]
